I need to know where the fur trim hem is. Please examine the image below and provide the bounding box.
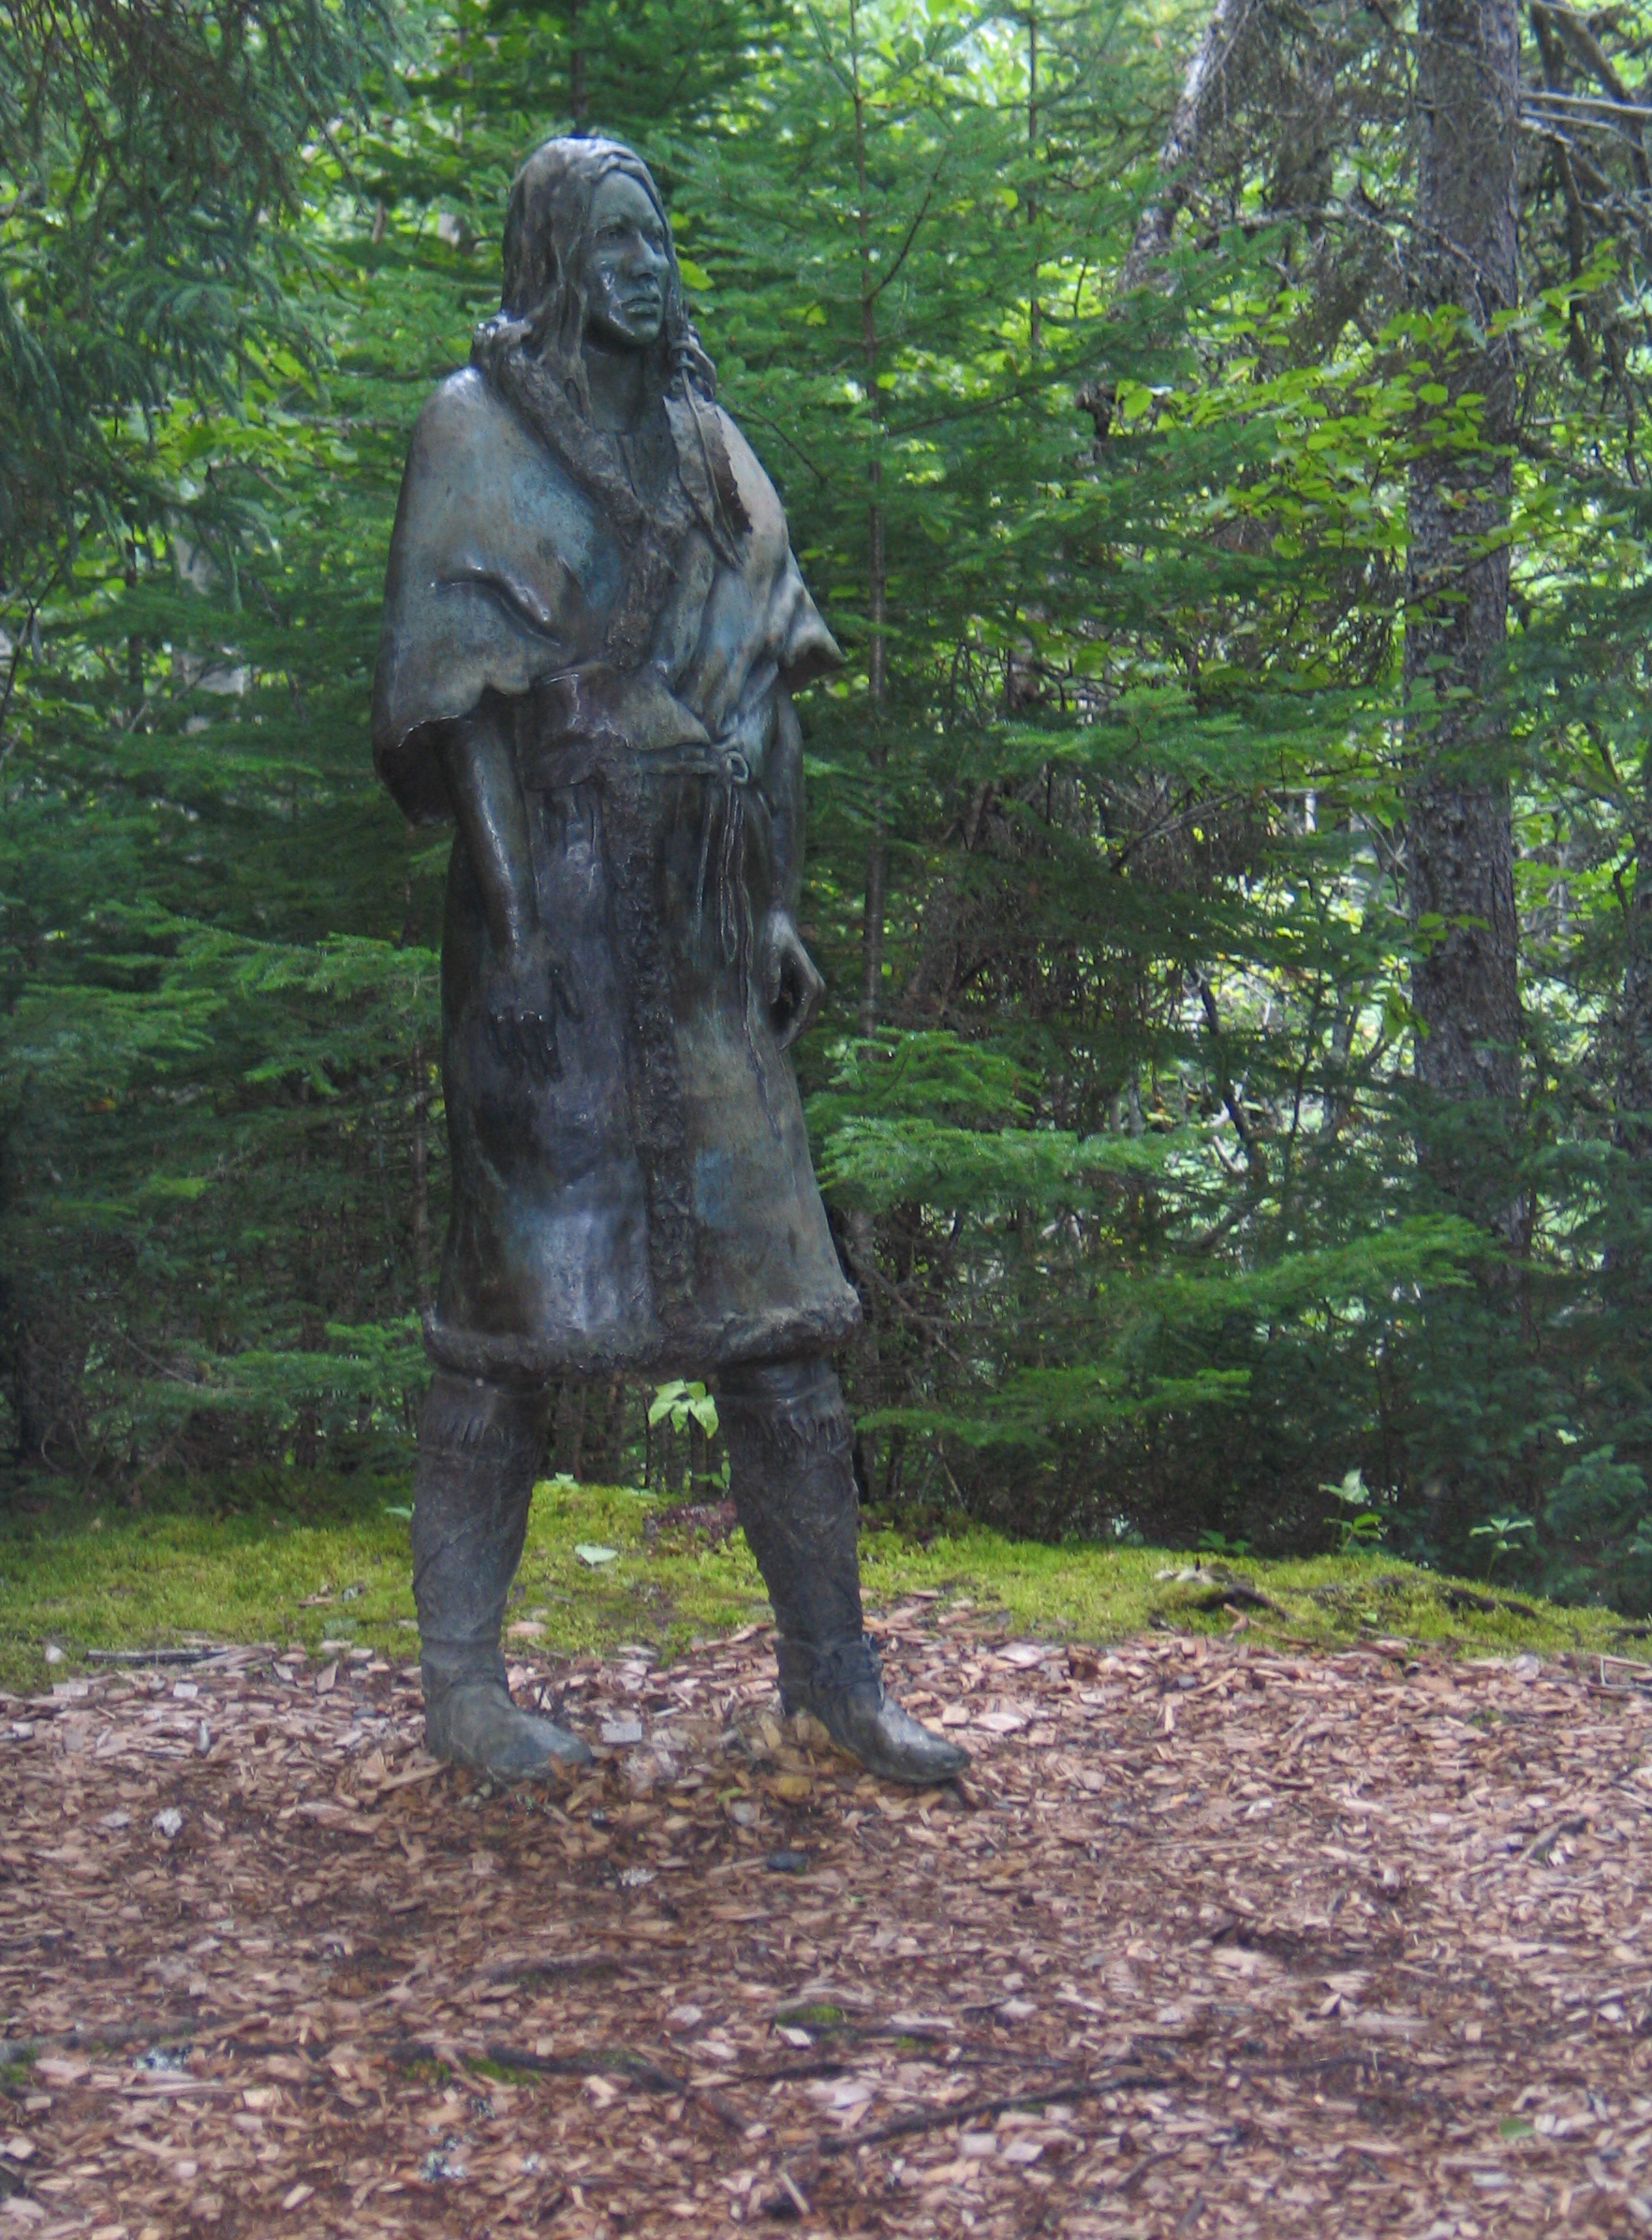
[420,1297,862,1381]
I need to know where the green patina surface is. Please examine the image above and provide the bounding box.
[0,1477,1641,1691]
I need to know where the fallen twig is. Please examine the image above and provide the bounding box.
[479,1948,618,1987]
[813,2063,1184,2154]
[0,2015,224,2065]
[481,2041,747,2132]
[1439,1585,1539,1620]
[1192,1584,1284,1615]
[85,1646,228,1667]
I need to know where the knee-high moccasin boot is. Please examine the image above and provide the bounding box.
[715,1358,967,1787]
[411,1371,591,1779]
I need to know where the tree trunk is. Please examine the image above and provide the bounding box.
[1120,0,1263,292]
[850,0,888,1038]
[409,1032,432,1311]
[1081,0,1271,441]
[568,0,587,125]
[1027,9,1041,353]
[600,1377,627,1484]
[291,1309,326,1471]
[0,1275,88,1472]
[1404,0,1524,1217]
[1615,768,1652,1156]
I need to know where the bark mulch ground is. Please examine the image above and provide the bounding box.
[3,1604,1651,2238]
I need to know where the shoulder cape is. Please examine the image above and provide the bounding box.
[371,368,841,825]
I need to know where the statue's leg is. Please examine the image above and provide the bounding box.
[714,1355,967,1787]
[412,1370,592,1778]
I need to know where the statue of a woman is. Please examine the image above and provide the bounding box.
[373,136,966,1786]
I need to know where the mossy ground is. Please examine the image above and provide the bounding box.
[0,1473,1642,1690]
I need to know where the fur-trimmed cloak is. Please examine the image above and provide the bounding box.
[373,364,861,1378]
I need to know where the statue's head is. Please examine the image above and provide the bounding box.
[495,136,715,405]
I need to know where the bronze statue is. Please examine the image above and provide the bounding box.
[373,135,966,1787]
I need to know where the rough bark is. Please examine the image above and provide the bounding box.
[409,1031,432,1312]
[1404,0,1524,1156]
[0,1275,88,1471]
[567,0,587,125]
[849,0,888,1039]
[1615,773,1652,1157]
[599,1376,627,1483]
[1120,0,1266,292]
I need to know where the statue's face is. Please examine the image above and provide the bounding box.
[583,171,671,351]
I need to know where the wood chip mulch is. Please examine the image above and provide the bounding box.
[4,1605,1652,2238]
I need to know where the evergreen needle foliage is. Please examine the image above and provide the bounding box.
[10,0,1652,1619]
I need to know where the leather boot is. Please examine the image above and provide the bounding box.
[412,1371,591,1779]
[715,1357,967,1787]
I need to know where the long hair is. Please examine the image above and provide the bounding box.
[471,133,748,609]
[476,135,717,418]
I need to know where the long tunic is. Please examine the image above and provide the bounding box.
[372,364,862,1379]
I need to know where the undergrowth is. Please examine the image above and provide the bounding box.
[0,1476,1643,1691]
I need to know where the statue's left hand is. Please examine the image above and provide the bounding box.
[760,906,826,1052]
[482,927,583,1083]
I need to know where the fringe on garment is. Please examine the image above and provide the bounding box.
[417,1374,550,1466]
[476,335,748,671]
[420,1299,863,1381]
[601,760,700,1322]
[717,1381,853,1466]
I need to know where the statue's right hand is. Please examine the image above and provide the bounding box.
[481,928,582,1084]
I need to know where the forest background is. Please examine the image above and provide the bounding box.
[7,0,1652,1613]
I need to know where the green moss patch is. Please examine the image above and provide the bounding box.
[0,1476,1642,1691]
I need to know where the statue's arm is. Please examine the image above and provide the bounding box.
[759,692,825,1050]
[439,703,537,951]
[439,702,578,1079]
